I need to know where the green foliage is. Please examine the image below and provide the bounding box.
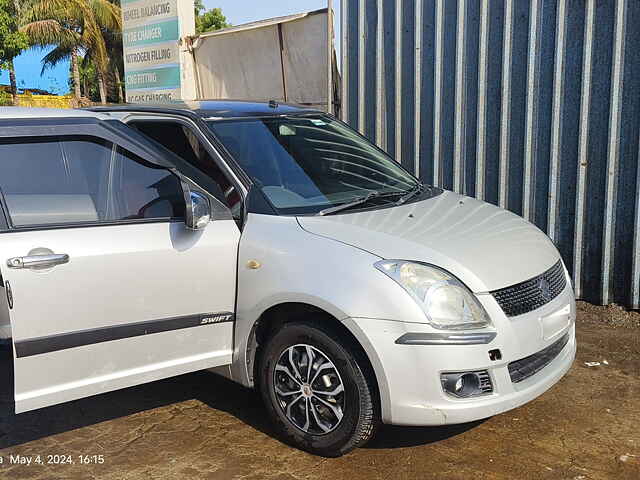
[0,0,29,68]
[0,89,12,106]
[76,56,100,101]
[196,6,230,34]
[21,0,121,73]
[20,0,122,104]
[67,53,102,102]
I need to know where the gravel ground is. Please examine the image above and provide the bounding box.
[0,301,638,480]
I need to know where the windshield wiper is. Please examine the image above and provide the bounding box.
[395,183,425,206]
[318,191,383,216]
[318,185,425,216]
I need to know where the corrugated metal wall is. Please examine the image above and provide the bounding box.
[341,0,640,308]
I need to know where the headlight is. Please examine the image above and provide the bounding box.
[375,260,491,330]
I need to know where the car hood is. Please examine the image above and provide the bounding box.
[297,190,560,293]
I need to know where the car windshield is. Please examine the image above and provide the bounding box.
[207,115,421,215]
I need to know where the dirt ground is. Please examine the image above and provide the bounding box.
[0,301,638,480]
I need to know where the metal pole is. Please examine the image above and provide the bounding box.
[327,0,334,114]
[277,23,288,102]
[341,0,348,121]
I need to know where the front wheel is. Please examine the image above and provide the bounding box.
[259,322,378,457]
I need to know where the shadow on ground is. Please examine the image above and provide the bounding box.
[0,346,475,451]
[0,346,271,449]
[365,421,483,449]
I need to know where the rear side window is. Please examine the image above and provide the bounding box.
[0,140,70,195]
[0,137,184,228]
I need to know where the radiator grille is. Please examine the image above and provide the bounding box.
[491,261,566,317]
[508,333,570,384]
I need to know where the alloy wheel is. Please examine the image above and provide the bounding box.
[273,344,345,435]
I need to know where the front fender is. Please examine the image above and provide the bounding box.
[231,214,426,388]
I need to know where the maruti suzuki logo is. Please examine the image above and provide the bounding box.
[538,277,552,300]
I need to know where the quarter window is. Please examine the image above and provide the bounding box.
[0,137,184,228]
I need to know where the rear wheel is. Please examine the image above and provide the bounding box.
[259,321,378,457]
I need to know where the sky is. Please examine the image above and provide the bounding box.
[0,47,71,94]
[0,0,340,94]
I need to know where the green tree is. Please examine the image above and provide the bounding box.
[66,54,98,103]
[21,0,121,104]
[195,3,230,34]
[194,0,205,15]
[102,2,124,103]
[0,0,29,105]
[20,7,83,101]
[0,89,12,106]
[75,54,99,102]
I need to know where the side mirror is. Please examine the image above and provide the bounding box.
[182,183,211,230]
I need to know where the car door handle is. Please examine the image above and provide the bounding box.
[7,253,70,269]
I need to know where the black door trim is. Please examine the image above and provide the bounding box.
[14,312,235,358]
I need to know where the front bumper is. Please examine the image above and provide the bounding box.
[344,283,576,426]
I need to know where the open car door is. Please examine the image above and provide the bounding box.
[0,117,239,412]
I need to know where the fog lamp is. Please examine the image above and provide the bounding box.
[441,371,493,398]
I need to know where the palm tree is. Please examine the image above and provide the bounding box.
[20,12,83,101]
[0,0,28,105]
[86,20,124,103]
[21,0,121,104]
[9,0,22,105]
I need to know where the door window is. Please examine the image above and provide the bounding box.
[129,121,242,217]
[114,147,185,220]
[0,136,184,228]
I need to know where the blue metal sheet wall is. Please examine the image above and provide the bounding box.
[341,0,640,308]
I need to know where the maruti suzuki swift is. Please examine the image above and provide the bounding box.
[0,102,576,457]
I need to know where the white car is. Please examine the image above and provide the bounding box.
[0,103,576,457]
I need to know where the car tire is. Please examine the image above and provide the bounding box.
[259,321,378,457]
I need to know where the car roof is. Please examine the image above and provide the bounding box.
[0,107,109,120]
[88,99,324,119]
[0,101,322,122]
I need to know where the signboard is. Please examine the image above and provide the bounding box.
[121,0,194,103]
